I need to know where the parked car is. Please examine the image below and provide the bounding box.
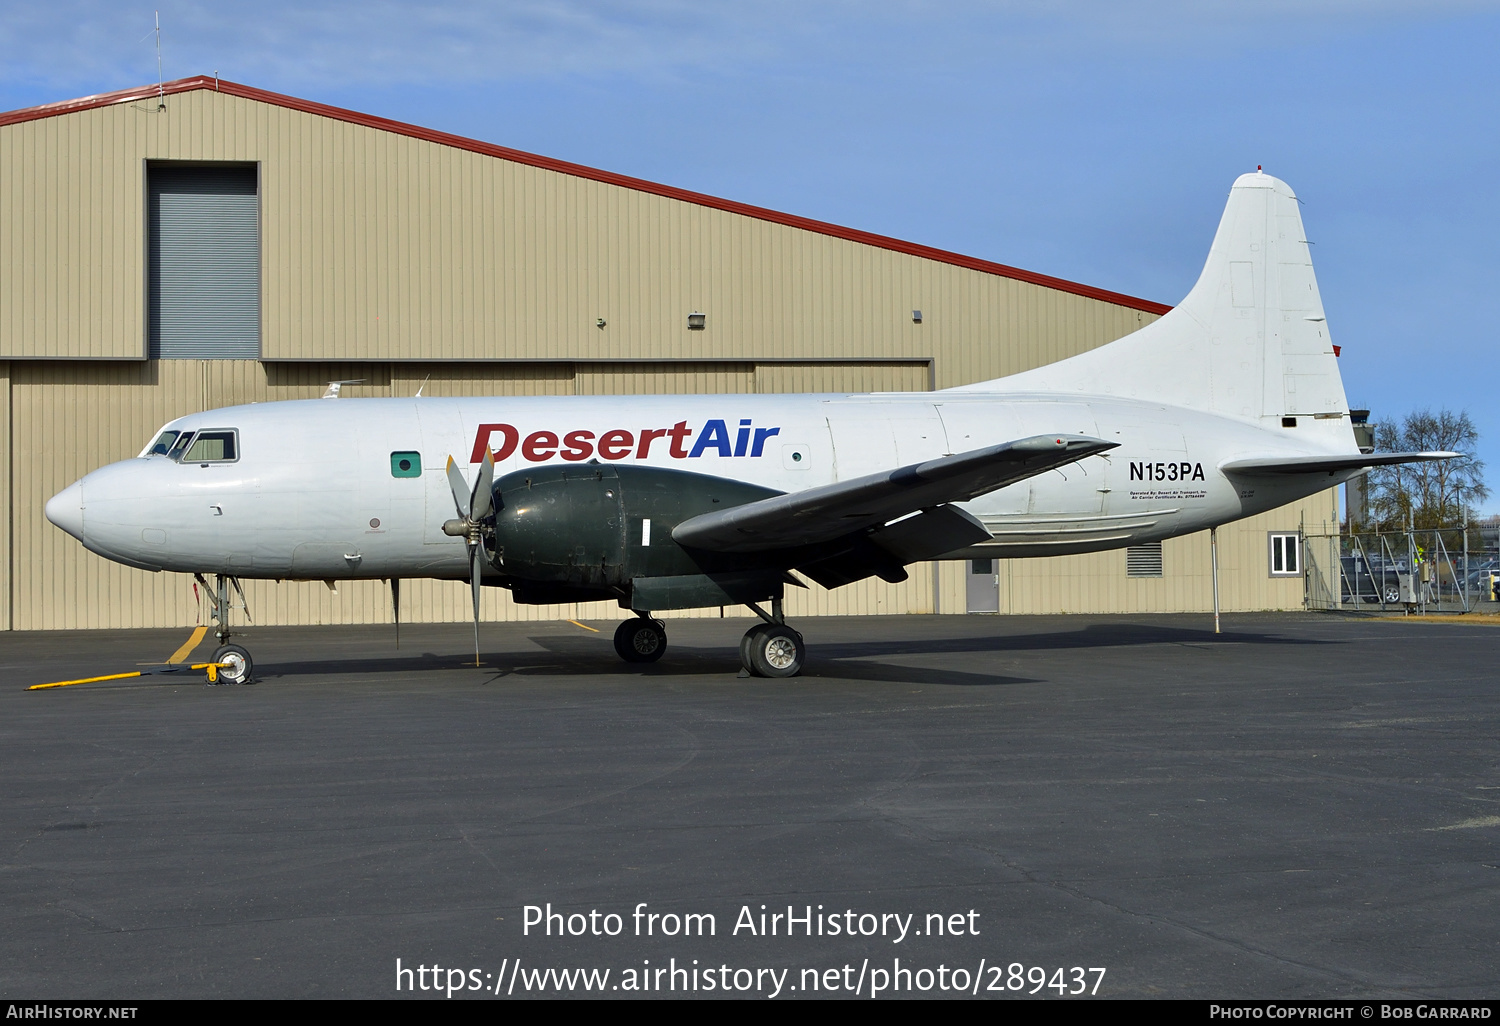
[1341,555,1401,605]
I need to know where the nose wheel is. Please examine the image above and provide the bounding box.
[195,572,255,685]
[210,644,254,685]
[615,616,667,663]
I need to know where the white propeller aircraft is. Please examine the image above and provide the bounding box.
[45,171,1450,683]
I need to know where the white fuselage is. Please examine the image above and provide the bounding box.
[48,390,1356,580]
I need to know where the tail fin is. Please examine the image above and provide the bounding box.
[965,171,1351,428]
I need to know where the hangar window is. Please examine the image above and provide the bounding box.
[1126,542,1164,578]
[148,162,260,359]
[1269,533,1301,577]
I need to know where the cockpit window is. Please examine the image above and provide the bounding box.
[147,430,180,456]
[183,430,238,463]
[166,432,196,460]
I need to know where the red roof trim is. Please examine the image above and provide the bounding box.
[0,77,1172,315]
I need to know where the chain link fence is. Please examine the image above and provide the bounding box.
[1302,526,1498,613]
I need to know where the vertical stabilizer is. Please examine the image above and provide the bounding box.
[963,172,1351,427]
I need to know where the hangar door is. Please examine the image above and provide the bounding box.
[147,163,260,359]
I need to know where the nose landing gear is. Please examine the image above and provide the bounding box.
[195,572,255,685]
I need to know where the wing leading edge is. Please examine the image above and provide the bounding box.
[673,434,1118,554]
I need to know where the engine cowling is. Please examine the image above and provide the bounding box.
[488,464,782,606]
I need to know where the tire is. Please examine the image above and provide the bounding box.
[210,644,253,685]
[1383,587,1401,604]
[748,624,804,679]
[740,623,772,673]
[614,618,667,664]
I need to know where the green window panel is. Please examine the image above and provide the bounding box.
[391,452,422,478]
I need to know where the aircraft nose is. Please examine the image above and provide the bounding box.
[45,480,84,540]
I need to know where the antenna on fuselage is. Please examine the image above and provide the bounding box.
[321,379,365,399]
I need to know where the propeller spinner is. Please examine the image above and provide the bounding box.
[442,449,495,666]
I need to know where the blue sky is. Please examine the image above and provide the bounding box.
[3,2,1498,508]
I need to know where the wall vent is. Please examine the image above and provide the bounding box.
[1126,542,1164,578]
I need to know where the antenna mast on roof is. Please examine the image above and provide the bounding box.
[154,11,165,110]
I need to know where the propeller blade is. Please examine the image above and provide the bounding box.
[470,447,495,521]
[469,544,484,667]
[445,456,471,518]
[391,577,401,650]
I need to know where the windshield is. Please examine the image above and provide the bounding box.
[166,432,196,460]
[146,430,180,456]
[142,427,240,462]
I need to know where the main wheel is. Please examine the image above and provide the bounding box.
[614,618,667,663]
[210,644,253,685]
[740,623,772,672]
[747,624,805,678]
[1384,586,1401,604]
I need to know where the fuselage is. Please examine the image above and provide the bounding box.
[45,390,1358,582]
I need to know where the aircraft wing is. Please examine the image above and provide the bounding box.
[1221,451,1457,476]
[672,434,1117,553]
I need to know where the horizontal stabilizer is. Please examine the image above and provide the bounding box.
[673,434,1116,553]
[1220,451,1456,476]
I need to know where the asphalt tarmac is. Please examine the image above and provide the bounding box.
[1,612,1496,1000]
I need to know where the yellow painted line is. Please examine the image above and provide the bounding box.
[568,619,600,633]
[166,625,209,664]
[30,671,145,691]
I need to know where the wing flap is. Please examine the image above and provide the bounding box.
[672,434,1116,553]
[1221,451,1456,476]
[867,505,992,563]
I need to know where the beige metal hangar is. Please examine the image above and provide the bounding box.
[0,76,1335,631]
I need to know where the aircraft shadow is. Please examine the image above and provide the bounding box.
[239,633,1037,689]
[150,622,1321,691]
[807,621,1328,661]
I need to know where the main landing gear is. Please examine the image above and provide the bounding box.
[195,572,255,685]
[611,597,804,677]
[614,615,667,664]
[740,597,804,678]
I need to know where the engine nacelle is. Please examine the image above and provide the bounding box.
[489,464,782,607]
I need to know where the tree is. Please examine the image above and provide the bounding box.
[1366,409,1488,529]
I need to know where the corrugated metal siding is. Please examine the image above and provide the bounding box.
[13,361,197,630]
[0,90,1154,365]
[0,362,9,629]
[755,362,929,394]
[933,497,1336,616]
[0,111,146,358]
[148,164,259,358]
[574,362,753,396]
[391,363,575,398]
